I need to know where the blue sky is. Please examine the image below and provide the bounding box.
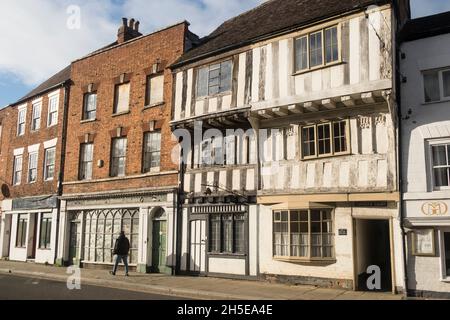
[0,0,449,107]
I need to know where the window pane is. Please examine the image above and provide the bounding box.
[111,138,127,177]
[333,121,347,153]
[318,124,331,155]
[222,214,233,253]
[432,145,448,166]
[209,216,221,252]
[219,61,232,93]
[234,214,245,253]
[143,132,161,172]
[434,168,449,187]
[424,71,440,102]
[295,36,308,71]
[310,32,323,67]
[197,67,208,97]
[302,127,316,157]
[325,27,338,63]
[114,83,130,114]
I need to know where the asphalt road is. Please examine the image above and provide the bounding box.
[0,274,185,300]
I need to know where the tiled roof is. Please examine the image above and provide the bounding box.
[173,0,389,67]
[15,65,71,105]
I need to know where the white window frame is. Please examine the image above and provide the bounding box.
[79,143,94,181]
[44,147,56,181]
[31,100,42,131]
[428,139,450,191]
[28,151,39,184]
[110,138,127,177]
[438,228,450,282]
[13,155,23,185]
[422,67,450,104]
[17,106,27,136]
[83,92,97,121]
[300,119,350,159]
[294,25,341,73]
[47,92,59,127]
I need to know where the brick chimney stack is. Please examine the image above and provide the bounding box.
[117,17,142,44]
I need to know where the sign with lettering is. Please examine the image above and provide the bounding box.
[338,229,348,236]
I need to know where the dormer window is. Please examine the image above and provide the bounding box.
[196,60,232,98]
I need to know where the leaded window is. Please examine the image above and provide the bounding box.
[301,120,349,158]
[273,209,334,260]
[209,213,245,254]
[196,60,232,97]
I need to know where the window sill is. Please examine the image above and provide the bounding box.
[80,119,97,124]
[301,151,351,161]
[208,253,247,259]
[421,99,450,106]
[112,111,130,118]
[196,91,232,101]
[144,102,165,110]
[273,256,336,264]
[292,61,344,76]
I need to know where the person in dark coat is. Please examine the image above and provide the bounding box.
[110,231,130,276]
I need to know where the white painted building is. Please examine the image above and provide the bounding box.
[172,0,410,292]
[400,12,450,299]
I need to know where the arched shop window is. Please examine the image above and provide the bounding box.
[81,209,140,264]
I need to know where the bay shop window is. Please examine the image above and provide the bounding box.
[273,209,334,260]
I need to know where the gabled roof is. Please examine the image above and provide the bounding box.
[173,0,390,67]
[15,65,71,105]
[400,11,450,43]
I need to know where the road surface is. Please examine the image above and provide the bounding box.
[0,274,185,300]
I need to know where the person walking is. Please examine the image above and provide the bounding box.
[110,231,130,276]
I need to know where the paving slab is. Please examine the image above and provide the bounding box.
[0,260,404,300]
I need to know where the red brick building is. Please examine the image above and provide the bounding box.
[57,18,198,273]
[0,67,71,264]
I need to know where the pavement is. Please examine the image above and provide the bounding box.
[0,260,404,300]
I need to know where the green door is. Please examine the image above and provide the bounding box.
[152,220,170,274]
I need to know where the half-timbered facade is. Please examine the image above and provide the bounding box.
[171,0,410,292]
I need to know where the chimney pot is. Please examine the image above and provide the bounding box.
[122,18,128,26]
[129,18,135,28]
[135,21,140,32]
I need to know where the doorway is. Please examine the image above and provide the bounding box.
[151,208,170,274]
[189,219,206,275]
[354,219,392,292]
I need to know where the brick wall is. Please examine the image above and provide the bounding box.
[0,88,66,199]
[63,22,188,195]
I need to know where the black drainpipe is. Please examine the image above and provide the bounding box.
[175,136,185,275]
[393,2,409,297]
